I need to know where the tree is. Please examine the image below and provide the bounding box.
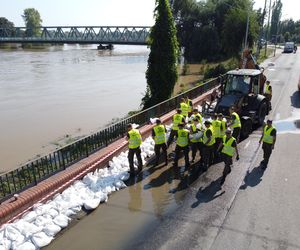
[270,0,282,41]
[143,0,179,109]
[222,8,259,57]
[22,8,42,36]
[0,17,15,36]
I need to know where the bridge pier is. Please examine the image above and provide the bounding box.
[97,44,113,50]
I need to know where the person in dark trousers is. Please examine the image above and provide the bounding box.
[126,124,143,176]
[152,119,168,166]
[202,120,215,170]
[189,118,202,163]
[218,129,239,185]
[259,119,276,169]
[229,106,241,143]
[264,80,272,111]
[167,109,185,147]
[173,123,190,168]
[212,113,222,162]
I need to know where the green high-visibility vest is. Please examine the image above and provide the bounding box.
[191,113,203,124]
[128,129,142,149]
[220,119,227,137]
[153,125,167,145]
[180,102,189,117]
[191,124,202,143]
[265,83,271,94]
[231,112,241,129]
[176,128,189,147]
[203,127,215,146]
[212,120,222,138]
[221,136,236,157]
[172,114,184,131]
[187,99,193,112]
[262,125,275,144]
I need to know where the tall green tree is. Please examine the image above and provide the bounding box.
[0,17,15,36]
[143,0,179,109]
[270,0,282,42]
[22,8,42,36]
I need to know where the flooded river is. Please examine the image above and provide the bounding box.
[0,45,148,173]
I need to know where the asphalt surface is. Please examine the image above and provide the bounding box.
[46,50,300,250]
[136,50,300,250]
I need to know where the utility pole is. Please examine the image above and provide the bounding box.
[265,0,272,57]
[255,0,268,58]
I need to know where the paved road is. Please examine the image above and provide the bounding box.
[46,50,300,250]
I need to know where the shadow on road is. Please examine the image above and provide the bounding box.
[291,91,300,108]
[240,165,265,190]
[191,177,224,208]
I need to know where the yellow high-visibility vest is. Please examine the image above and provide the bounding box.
[187,99,193,112]
[190,113,203,124]
[262,125,275,144]
[265,83,271,94]
[203,127,215,146]
[153,125,167,145]
[172,114,184,131]
[180,102,189,117]
[221,136,236,157]
[220,119,227,137]
[190,124,202,143]
[212,120,222,138]
[128,129,142,149]
[176,128,189,147]
[231,112,241,129]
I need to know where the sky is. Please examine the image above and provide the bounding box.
[0,0,299,27]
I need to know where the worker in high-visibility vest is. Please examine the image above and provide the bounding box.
[259,119,276,169]
[152,119,168,166]
[212,113,222,161]
[264,80,272,111]
[202,120,215,170]
[174,123,190,168]
[186,97,193,116]
[189,108,203,125]
[218,113,227,138]
[167,109,185,147]
[126,124,143,176]
[217,129,239,185]
[180,98,189,118]
[189,118,202,163]
[229,106,241,143]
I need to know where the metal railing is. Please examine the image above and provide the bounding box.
[0,78,220,203]
[0,26,151,45]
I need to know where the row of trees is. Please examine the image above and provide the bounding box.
[172,0,260,62]
[0,8,42,36]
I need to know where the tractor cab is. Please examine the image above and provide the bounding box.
[213,68,268,137]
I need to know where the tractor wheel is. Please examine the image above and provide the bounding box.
[258,102,267,125]
[241,119,252,139]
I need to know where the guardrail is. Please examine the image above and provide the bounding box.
[0,78,220,203]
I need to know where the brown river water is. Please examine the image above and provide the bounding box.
[0,44,149,173]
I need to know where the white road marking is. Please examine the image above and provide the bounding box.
[275,113,280,120]
[244,141,251,149]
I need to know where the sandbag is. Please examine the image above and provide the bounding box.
[53,214,70,228]
[83,198,101,210]
[43,223,61,237]
[13,241,36,250]
[31,232,53,248]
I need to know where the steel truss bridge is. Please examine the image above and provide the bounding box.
[0,26,151,45]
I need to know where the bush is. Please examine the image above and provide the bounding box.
[203,64,227,80]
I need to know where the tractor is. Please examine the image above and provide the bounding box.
[204,50,270,138]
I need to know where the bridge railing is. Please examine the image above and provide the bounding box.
[0,78,220,203]
[0,26,151,44]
